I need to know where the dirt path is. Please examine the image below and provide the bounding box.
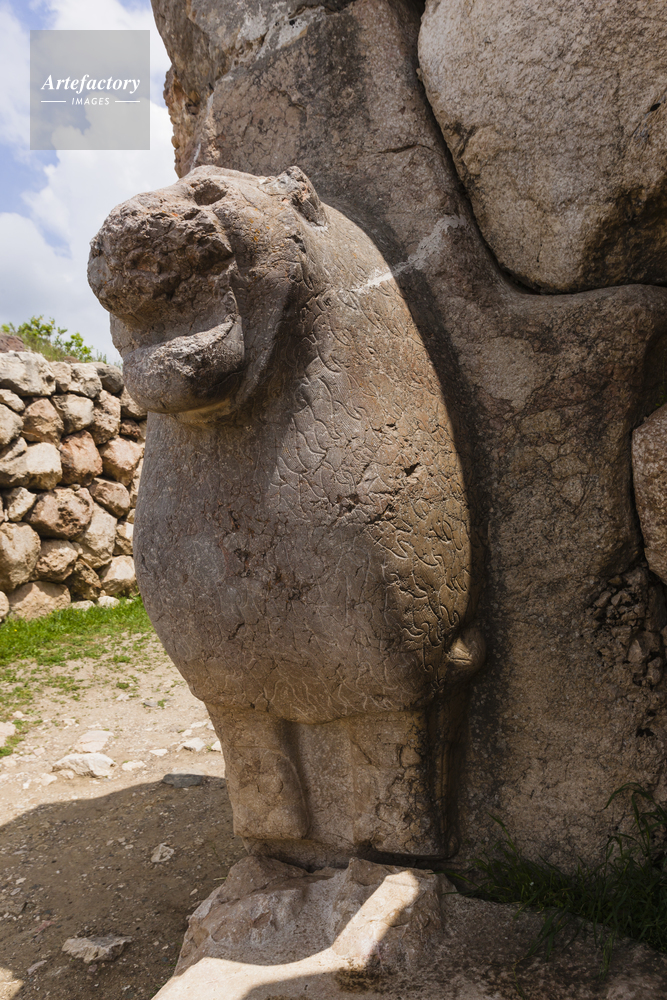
[0,635,246,999]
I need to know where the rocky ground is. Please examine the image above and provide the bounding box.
[0,634,246,999]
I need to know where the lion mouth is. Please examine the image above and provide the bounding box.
[122,315,245,415]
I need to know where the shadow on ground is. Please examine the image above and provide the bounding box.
[0,775,246,1000]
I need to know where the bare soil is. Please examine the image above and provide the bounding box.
[0,636,246,999]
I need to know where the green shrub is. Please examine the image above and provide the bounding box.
[1,315,110,364]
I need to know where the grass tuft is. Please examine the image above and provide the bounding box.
[0,597,155,722]
[450,784,667,976]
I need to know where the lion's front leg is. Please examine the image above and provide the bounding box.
[209,707,310,840]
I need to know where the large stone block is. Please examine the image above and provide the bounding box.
[89,389,121,444]
[88,477,131,518]
[633,404,667,583]
[3,487,37,522]
[59,430,103,485]
[68,557,102,600]
[98,435,143,486]
[51,362,102,399]
[52,393,95,434]
[0,352,55,396]
[419,0,667,292]
[95,363,124,396]
[32,538,79,582]
[0,521,41,591]
[22,397,63,444]
[98,554,135,595]
[77,502,117,568]
[8,580,70,619]
[0,402,23,447]
[26,487,93,539]
[0,439,62,490]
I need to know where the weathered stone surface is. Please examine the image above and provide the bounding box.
[0,438,62,490]
[0,591,9,622]
[89,389,121,444]
[8,580,70,619]
[119,386,147,420]
[0,521,41,590]
[66,363,103,399]
[104,0,667,868]
[155,856,667,1000]
[22,397,63,443]
[26,487,93,539]
[68,558,102,600]
[62,935,131,963]
[114,519,133,555]
[0,352,54,396]
[50,362,73,393]
[419,0,667,292]
[32,538,79,582]
[59,430,103,485]
[0,389,25,413]
[98,554,136,595]
[0,402,22,447]
[53,752,115,778]
[0,334,25,353]
[77,502,117,568]
[51,393,95,434]
[129,459,142,507]
[88,477,131,518]
[95,363,124,396]
[3,487,37,522]
[98,436,143,486]
[90,166,482,864]
[632,404,667,583]
[119,419,142,441]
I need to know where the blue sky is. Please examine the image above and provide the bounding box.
[0,0,178,361]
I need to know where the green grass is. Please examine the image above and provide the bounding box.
[0,596,155,723]
[450,785,667,978]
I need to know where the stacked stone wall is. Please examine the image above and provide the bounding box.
[0,352,145,620]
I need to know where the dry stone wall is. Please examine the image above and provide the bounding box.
[0,352,146,620]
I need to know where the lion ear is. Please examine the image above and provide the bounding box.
[262,166,327,226]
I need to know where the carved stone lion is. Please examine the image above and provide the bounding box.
[88,165,484,866]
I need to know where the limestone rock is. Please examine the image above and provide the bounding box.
[62,935,131,963]
[419,0,667,292]
[119,386,147,420]
[633,404,667,583]
[119,419,142,441]
[68,558,102,601]
[0,720,15,745]
[77,502,117,568]
[174,856,442,977]
[32,539,78,582]
[0,522,41,590]
[26,487,93,539]
[99,555,136,595]
[114,520,133,555]
[3,487,37,522]
[53,752,115,778]
[0,403,22,447]
[0,439,62,490]
[59,430,103,485]
[22,397,63,444]
[52,362,102,399]
[0,352,55,396]
[52,393,95,434]
[99,436,143,486]
[89,389,121,444]
[97,594,119,608]
[88,478,131,518]
[74,730,113,753]
[8,580,70,619]
[95,363,124,395]
[0,334,25,353]
[0,591,9,622]
[0,389,25,413]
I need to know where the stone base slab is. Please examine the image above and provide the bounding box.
[154,856,667,999]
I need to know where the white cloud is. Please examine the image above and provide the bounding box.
[0,4,30,152]
[0,0,177,359]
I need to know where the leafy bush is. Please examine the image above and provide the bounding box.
[1,315,109,364]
